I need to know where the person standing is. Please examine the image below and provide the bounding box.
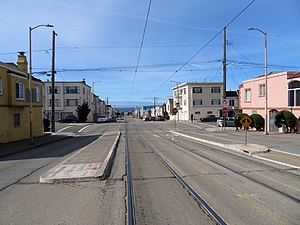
[190,114,194,122]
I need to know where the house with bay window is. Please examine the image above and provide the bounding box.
[43,80,92,122]
[172,82,237,121]
[239,71,300,132]
[0,52,44,143]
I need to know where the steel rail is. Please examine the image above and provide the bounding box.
[141,121,300,204]
[133,123,227,225]
[125,123,136,225]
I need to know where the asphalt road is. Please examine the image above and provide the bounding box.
[0,118,299,225]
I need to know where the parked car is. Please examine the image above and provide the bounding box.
[217,117,235,127]
[200,115,218,122]
[97,115,109,123]
[143,116,151,121]
[116,117,124,122]
[58,115,78,123]
[155,115,165,121]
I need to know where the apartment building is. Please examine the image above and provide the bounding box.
[44,80,92,121]
[239,71,300,132]
[172,82,225,121]
[0,52,44,143]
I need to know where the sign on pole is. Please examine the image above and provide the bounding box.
[172,108,178,115]
[240,115,252,145]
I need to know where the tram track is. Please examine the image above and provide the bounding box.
[125,122,227,225]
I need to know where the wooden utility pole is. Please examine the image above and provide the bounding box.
[51,31,57,133]
[223,27,227,101]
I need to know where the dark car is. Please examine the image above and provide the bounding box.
[155,115,165,121]
[200,115,218,122]
[58,115,78,123]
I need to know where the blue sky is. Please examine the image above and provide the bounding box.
[1,0,300,107]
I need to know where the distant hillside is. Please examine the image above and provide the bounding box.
[115,107,135,112]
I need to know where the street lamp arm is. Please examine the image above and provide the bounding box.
[31,24,54,31]
[248,27,266,35]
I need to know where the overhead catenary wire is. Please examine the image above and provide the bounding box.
[147,0,256,97]
[129,0,152,102]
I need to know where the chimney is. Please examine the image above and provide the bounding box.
[17,51,28,76]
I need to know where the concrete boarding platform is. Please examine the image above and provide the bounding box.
[39,132,121,184]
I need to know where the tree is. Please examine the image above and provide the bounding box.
[234,113,249,130]
[250,114,265,131]
[76,102,91,123]
[275,110,297,133]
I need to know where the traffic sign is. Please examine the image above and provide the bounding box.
[222,99,228,106]
[172,108,178,115]
[240,115,252,128]
[222,107,228,114]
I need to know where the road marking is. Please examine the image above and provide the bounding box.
[252,155,300,169]
[269,148,300,157]
[57,126,72,133]
[78,125,90,133]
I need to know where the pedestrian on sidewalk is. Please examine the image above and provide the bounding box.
[190,114,194,122]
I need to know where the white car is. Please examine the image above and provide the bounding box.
[97,115,109,123]
[217,117,235,127]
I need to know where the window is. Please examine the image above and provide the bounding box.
[14,113,21,126]
[245,88,251,102]
[195,111,201,114]
[207,111,212,114]
[83,87,85,95]
[193,99,202,106]
[65,99,78,106]
[259,84,265,96]
[211,87,220,93]
[47,99,61,107]
[180,89,183,95]
[229,99,235,107]
[32,86,41,102]
[0,79,2,95]
[211,99,220,105]
[183,88,186,94]
[288,81,300,107]
[193,87,202,93]
[65,86,79,94]
[183,99,186,105]
[16,82,24,99]
[47,86,60,94]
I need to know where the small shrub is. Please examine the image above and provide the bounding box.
[250,114,264,131]
[275,110,297,133]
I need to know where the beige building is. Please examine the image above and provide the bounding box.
[172,82,225,121]
[0,52,44,143]
[43,80,92,121]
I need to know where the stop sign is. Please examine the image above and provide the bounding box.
[172,108,178,115]
[222,107,228,114]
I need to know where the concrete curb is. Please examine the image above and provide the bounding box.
[170,131,269,155]
[39,132,121,184]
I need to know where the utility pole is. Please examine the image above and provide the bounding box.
[154,97,156,116]
[223,27,227,101]
[51,30,57,133]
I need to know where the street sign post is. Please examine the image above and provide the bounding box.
[240,115,252,145]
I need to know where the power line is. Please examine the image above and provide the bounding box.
[129,0,152,102]
[147,0,256,97]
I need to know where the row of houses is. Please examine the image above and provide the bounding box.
[136,72,300,133]
[0,52,117,143]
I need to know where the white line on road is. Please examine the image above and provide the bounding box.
[57,126,72,133]
[78,125,91,133]
[252,155,300,169]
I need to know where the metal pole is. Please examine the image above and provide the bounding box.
[29,27,34,144]
[264,32,268,135]
[51,31,57,133]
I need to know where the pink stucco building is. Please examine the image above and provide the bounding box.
[239,71,300,132]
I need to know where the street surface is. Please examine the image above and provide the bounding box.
[0,118,299,224]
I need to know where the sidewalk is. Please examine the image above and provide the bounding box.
[0,133,72,158]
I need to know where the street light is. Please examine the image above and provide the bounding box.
[92,81,101,122]
[29,24,53,144]
[248,27,268,135]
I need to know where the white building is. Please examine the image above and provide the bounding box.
[44,80,92,121]
[172,82,225,121]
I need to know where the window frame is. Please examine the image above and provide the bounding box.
[193,87,202,94]
[259,84,265,97]
[0,78,3,95]
[245,88,251,102]
[211,99,221,106]
[193,99,202,106]
[211,87,221,93]
[13,113,21,127]
[16,82,25,100]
